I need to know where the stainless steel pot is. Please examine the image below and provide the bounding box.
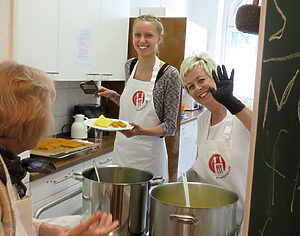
[73,166,163,235]
[149,182,239,236]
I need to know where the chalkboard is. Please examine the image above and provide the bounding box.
[245,0,300,235]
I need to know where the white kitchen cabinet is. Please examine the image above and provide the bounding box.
[58,0,101,81]
[30,151,113,219]
[178,120,197,177]
[83,152,113,170]
[13,0,59,78]
[13,0,130,81]
[98,0,130,81]
[30,162,84,219]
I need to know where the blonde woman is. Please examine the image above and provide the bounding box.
[0,61,118,236]
[180,52,253,234]
[96,15,181,181]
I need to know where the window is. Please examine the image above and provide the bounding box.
[224,0,259,98]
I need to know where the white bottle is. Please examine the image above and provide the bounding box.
[71,114,88,139]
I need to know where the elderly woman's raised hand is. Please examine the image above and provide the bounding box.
[209,65,245,115]
[62,211,119,236]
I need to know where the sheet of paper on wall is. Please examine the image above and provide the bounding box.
[77,25,91,65]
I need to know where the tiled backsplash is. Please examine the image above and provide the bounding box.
[50,81,99,135]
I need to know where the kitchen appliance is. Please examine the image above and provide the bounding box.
[182,89,201,111]
[149,182,239,236]
[71,114,89,139]
[74,103,108,137]
[73,166,164,235]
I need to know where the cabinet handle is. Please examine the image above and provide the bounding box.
[100,73,113,76]
[46,72,59,75]
[86,73,100,76]
[53,175,73,184]
[98,158,112,165]
[34,187,82,219]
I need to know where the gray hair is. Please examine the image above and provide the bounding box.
[180,52,217,91]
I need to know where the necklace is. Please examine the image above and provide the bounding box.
[137,66,153,81]
[136,57,156,81]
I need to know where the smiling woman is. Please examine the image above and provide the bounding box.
[180,53,218,107]
[94,14,181,181]
[180,52,253,235]
[0,61,118,236]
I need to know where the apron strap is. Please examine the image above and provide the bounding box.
[129,57,160,95]
[156,63,170,82]
[130,58,170,83]
[129,58,138,75]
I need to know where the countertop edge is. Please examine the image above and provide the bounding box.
[29,134,115,182]
[180,108,204,125]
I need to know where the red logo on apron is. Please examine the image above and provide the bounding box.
[132,91,145,108]
[208,154,226,175]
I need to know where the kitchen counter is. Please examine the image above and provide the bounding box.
[30,109,204,182]
[181,107,205,125]
[30,133,116,181]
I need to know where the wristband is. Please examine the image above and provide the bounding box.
[109,91,118,100]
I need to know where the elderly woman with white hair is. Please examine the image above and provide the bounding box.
[180,52,253,234]
[0,61,119,236]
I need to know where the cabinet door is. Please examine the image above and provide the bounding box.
[13,0,59,77]
[58,0,101,81]
[178,120,197,176]
[83,152,113,170]
[98,0,130,81]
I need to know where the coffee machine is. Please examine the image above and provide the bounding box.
[74,103,108,137]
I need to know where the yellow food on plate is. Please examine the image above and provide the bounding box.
[35,138,87,150]
[93,115,113,128]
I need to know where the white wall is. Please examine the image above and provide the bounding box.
[0,0,11,61]
[130,0,187,17]
[50,81,98,135]
[186,0,223,60]
[130,0,223,59]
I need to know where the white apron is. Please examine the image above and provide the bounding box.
[113,56,168,180]
[192,113,243,235]
[0,155,35,236]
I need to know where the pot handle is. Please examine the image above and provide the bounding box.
[82,193,94,214]
[169,214,198,224]
[72,172,84,182]
[149,176,164,186]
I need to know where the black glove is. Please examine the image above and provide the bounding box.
[209,65,245,115]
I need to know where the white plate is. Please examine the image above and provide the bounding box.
[84,118,134,131]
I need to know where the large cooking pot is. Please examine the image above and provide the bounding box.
[149,182,239,236]
[73,166,163,235]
